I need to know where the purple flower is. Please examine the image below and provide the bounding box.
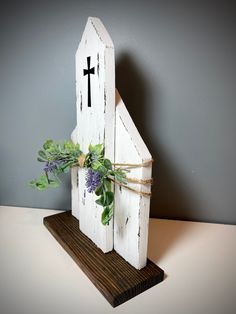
[44,161,60,173]
[85,168,101,193]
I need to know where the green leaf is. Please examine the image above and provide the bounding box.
[95,191,113,207]
[75,143,80,151]
[88,143,104,155]
[43,139,53,150]
[101,206,113,225]
[62,166,70,173]
[35,183,48,191]
[91,161,107,175]
[93,144,103,155]
[38,174,48,184]
[95,196,104,206]
[37,157,46,162]
[31,174,49,190]
[34,180,48,190]
[104,191,114,206]
[28,173,60,191]
[91,160,102,170]
[88,143,94,152]
[60,161,73,173]
[98,165,107,175]
[48,179,60,188]
[103,179,111,191]
[28,180,37,188]
[114,170,127,184]
[38,150,47,160]
[63,141,73,149]
[95,184,103,196]
[104,159,112,170]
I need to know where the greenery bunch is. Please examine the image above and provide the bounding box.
[29,140,128,225]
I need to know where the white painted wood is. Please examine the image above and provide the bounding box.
[71,126,79,220]
[72,17,115,252]
[114,90,152,269]
[72,17,152,266]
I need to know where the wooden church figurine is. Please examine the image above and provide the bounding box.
[44,17,164,307]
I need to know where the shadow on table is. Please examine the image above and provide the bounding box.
[147,218,192,264]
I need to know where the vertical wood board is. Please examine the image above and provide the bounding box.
[71,127,79,220]
[73,17,115,252]
[114,90,152,269]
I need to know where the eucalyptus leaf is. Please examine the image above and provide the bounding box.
[75,143,80,151]
[60,161,73,173]
[95,184,103,196]
[104,191,114,206]
[33,174,49,190]
[91,161,107,175]
[35,183,48,191]
[93,144,103,155]
[98,165,107,175]
[38,150,47,159]
[95,196,104,206]
[43,139,53,150]
[104,159,112,170]
[101,206,113,225]
[37,157,46,162]
[91,160,102,171]
[48,179,60,188]
[115,173,127,184]
[63,141,74,150]
[28,180,37,188]
[103,179,111,191]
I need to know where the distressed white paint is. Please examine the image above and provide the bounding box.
[71,17,152,268]
[72,17,115,252]
[71,127,79,220]
[114,90,152,269]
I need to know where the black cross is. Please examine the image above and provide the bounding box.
[83,56,95,107]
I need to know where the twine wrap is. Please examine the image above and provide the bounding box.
[75,156,153,197]
[112,159,153,169]
[112,159,153,197]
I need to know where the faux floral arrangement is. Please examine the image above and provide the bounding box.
[29,139,128,225]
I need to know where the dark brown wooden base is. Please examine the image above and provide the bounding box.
[43,211,164,307]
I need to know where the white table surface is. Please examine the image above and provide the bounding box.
[0,206,235,314]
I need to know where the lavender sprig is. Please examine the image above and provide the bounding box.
[85,168,101,193]
[29,141,127,225]
[43,160,60,173]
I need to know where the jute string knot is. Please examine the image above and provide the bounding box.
[77,154,86,168]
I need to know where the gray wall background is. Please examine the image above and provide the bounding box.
[1,0,236,224]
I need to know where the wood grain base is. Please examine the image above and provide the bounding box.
[43,211,164,307]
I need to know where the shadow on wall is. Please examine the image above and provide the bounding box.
[116,52,195,221]
[57,174,72,210]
